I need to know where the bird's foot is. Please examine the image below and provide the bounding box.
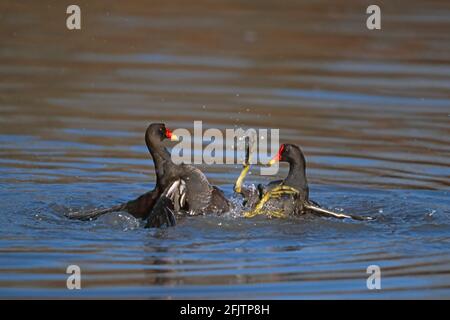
[234,163,250,194]
[243,185,299,218]
[266,185,300,198]
[267,209,288,219]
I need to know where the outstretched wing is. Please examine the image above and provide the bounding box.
[145,179,188,228]
[65,189,161,221]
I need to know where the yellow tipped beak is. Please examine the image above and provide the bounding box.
[268,158,278,166]
[170,134,179,141]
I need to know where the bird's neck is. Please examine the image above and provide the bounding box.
[147,140,171,162]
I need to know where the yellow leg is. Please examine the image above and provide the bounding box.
[266,185,300,198]
[243,185,299,218]
[234,163,250,194]
[267,210,288,219]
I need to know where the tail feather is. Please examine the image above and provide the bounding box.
[304,202,373,221]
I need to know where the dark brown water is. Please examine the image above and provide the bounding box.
[0,0,449,298]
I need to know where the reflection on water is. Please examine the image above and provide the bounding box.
[0,0,449,298]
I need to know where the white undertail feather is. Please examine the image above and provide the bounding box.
[179,180,187,207]
[166,179,188,210]
[304,203,373,221]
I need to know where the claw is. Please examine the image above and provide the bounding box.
[269,190,298,198]
[304,203,374,221]
[266,185,300,199]
[267,210,288,219]
[270,185,300,193]
[234,137,253,194]
[243,210,259,218]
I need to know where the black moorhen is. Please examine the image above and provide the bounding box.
[65,123,179,222]
[235,143,372,220]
